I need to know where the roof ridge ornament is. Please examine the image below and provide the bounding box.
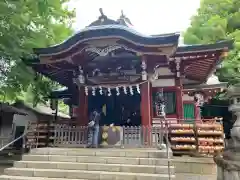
[99,8,105,17]
[118,10,133,26]
[99,8,107,22]
[120,10,124,18]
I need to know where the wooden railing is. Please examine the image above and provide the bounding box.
[26,123,169,148]
[120,126,166,148]
[53,125,88,147]
[26,118,223,150]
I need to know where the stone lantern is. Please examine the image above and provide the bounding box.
[228,85,240,148]
[214,84,240,180]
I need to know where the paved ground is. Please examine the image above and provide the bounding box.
[176,173,216,180]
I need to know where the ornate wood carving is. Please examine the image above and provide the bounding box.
[85,45,127,57]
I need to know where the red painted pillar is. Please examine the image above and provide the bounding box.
[176,87,184,120]
[175,58,184,122]
[175,80,184,121]
[140,82,152,146]
[78,87,88,126]
[141,82,152,126]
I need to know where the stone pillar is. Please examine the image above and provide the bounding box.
[214,84,240,180]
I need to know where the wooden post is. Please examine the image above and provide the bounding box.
[175,58,184,121]
[78,87,88,126]
[176,86,184,120]
[140,83,151,126]
[141,82,152,146]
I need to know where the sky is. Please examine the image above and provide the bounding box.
[68,0,200,35]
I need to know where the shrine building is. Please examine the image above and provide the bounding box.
[26,9,233,127]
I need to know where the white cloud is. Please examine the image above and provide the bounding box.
[68,0,200,35]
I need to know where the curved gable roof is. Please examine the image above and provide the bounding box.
[33,9,179,56]
[34,25,180,55]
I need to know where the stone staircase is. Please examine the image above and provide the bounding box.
[0,148,175,180]
[0,147,23,174]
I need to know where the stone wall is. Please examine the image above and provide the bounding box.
[173,157,217,180]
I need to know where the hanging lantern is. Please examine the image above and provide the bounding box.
[141,60,147,80]
[107,88,111,96]
[72,78,76,84]
[99,86,103,95]
[142,71,147,80]
[129,86,133,95]
[78,74,85,84]
[136,84,140,94]
[116,87,120,96]
[123,86,127,94]
[155,91,166,117]
[92,87,96,96]
[78,66,85,84]
[85,86,88,96]
[72,71,77,84]
[194,93,205,107]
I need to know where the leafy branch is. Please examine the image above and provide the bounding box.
[0,0,75,106]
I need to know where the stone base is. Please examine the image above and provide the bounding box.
[214,151,240,180]
[173,157,217,175]
[173,157,217,180]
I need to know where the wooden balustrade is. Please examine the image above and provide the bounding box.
[26,118,223,153]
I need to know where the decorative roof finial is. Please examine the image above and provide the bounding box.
[118,10,133,26]
[121,10,124,17]
[99,8,104,17]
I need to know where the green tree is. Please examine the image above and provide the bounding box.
[0,0,75,104]
[184,0,240,85]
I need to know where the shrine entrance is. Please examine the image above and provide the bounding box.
[88,89,141,126]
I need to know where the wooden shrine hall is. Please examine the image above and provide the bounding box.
[26,9,233,127]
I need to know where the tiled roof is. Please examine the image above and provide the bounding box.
[0,102,27,115]
[13,102,70,119]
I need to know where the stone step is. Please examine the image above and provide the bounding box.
[14,161,174,174]
[0,160,15,166]
[30,148,172,158]
[22,155,173,166]
[0,149,23,157]
[0,155,22,170]
[4,168,175,180]
[0,175,86,180]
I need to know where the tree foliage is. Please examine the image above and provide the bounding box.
[184,0,240,85]
[0,0,75,104]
